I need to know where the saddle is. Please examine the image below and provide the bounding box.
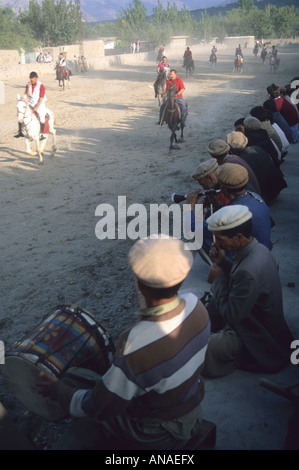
[32,110,50,134]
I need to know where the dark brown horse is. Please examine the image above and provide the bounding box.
[160,84,186,150]
[55,63,72,90]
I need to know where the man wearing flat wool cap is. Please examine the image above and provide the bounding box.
[201,205,294,378]
[215,163,273,251]
[37,235,211,450]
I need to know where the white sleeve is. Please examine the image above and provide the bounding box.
[69,389,89,417]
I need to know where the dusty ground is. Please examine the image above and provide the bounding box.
[0,43,298,449]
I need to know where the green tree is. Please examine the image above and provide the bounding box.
[19,0,43,41]
[198,9,213,41]
[0,6,38,51]
[116,0,147,43]
[238,0,254,13]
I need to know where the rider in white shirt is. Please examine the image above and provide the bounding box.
[15,71,48,139]
[58,53,66,68]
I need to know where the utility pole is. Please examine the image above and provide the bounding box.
[76,0,84,57]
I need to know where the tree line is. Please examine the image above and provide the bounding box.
[0,0,299,52]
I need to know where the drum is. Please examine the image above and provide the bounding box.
[1,305,115,421]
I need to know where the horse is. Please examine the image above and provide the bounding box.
[209,52,217,68]
[160,84,186,150]
[185,57,195,77]
[269,53,280,73]
[16,95,57,164]
[154,72,167,108]
[233,55,243,73]
[55,63,71,90]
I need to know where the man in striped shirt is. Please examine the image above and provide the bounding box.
[37,236,210,450]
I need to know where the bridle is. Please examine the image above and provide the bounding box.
[17,99,36,136]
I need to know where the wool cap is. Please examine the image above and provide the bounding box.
[243,116,262,130]
[128,235,193,288]
[206,205,252,232]
[207,139,230,157]
[216,163,249,189]
[191,159,218,181]
[226,131,248,150]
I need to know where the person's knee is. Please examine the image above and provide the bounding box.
[202,329,242,378]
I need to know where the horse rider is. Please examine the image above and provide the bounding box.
[158,69,187,126]
[270,45,279,64]
[14,71,47,140]
[55,52,67,78]
[156,46,164,63]
[183,46,193,67]
[235,44,243,58]
[210,45,217,62]
[154,56,170,98]
[157,56,170,76]
[58,52,66,68]
[271,45,278,58]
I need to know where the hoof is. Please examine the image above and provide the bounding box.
[52,146,57,153]
[178,138,186,143]
[39,160,44,165]
[28,151,37,156]
[170,145,180,151]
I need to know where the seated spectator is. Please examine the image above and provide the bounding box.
[226,131,287,205]
[215,163,273,251]
[207,139,261,195]
[267,83,299,143]
[243,117,281,169]
[250,105,283,154]
[263,98,293,144]
[202,205,294,378]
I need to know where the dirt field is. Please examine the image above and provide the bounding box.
[0,43,298,449]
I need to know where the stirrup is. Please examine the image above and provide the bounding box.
[40,134,46,141]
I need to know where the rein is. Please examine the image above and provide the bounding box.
[17,100,37,137]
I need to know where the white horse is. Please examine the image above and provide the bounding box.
[16,95,57,164]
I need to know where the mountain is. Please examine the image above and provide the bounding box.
[0,0,238,22]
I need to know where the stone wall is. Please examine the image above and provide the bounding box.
[224,36,255,49]
[0,51,155,80]
[0,50,21,66]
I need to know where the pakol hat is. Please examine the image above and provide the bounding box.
[207,139,230,157]
[128,235,193,288]
[206,205,252,232]
[226,131,248,150]
[191,159,218,181]
[243,116,262,130]
[216,163,249,189]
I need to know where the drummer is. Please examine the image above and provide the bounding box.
[37,236,211,450]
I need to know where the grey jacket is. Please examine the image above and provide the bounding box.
[212,239,294,372]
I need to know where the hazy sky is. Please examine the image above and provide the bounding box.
[80,0,227,21]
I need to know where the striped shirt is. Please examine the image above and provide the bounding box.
[69,293,210,420]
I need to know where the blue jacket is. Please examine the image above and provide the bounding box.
[191,191,272,262]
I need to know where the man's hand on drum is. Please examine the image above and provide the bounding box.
[36,371,58,398]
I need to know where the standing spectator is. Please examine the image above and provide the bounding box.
[82,57,88,72]
[78,56,84,72]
